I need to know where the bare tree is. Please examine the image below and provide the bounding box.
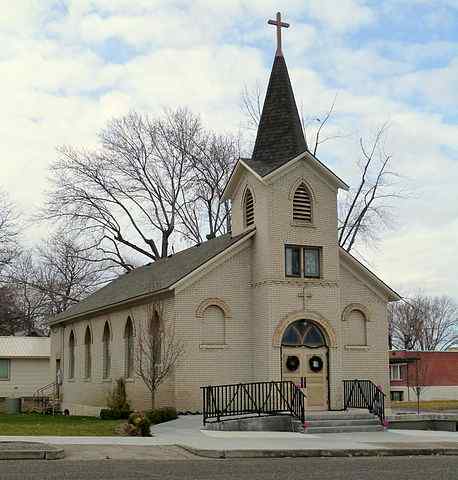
[44,108,235,270]
[136,301,184,409]
[409,357,430,414]
[240,86,404,253]
[0,286,23,335]
[176,132,238,243]
[0,189,20,271]
[4,231,112,327]
[390,295,458,351]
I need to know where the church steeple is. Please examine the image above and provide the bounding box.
[250,12,307,173]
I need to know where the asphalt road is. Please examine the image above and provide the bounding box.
[1,456,458,480]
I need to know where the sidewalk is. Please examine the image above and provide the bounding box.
[1,415,457,459]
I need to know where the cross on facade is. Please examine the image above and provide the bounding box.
[298,285,313,310]
[268,12,290,56]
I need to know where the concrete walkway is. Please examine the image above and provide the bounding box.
[1,415,457,459]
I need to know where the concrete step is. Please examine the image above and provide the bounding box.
[305,412,376,421]
[305,424,384,434]
[305,418,380,428]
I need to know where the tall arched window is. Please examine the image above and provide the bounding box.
[149,310,161,363]
[292,183,312,222]
[345,309,368,346]
[201,305,225,345]
[102,322,111,379]
[84,326,92,379]
[68,330,76,379]
[243,188,254,227]
[124,317,134,378]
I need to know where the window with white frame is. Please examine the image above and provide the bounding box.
[390,364,404,381]
[285,245,321,278]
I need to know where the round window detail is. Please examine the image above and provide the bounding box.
[286,355,300,372]
[309,355,323,373]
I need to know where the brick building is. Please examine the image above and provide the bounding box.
[47,20,400,416]
[390,350,458,402]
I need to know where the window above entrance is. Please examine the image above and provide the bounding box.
[281,320,326,348]
[285,245,321,278]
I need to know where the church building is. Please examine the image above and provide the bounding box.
[49,14,400,416]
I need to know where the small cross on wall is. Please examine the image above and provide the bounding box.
[268,12,290,56]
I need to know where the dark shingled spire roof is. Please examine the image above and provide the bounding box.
[246,54,307,177]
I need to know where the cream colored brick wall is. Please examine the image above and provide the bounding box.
[0,358,51,398]
[173,242,253,412]
[51,297,176,416]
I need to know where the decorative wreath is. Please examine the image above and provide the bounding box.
[309,355,323,373]
[286,355,300,372]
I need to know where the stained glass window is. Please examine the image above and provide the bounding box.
[281,320,326,347]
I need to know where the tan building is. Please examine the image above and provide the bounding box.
[0,336,51,412]
[48,35,400,417]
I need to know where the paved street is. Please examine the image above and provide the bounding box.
[1,456,458,480]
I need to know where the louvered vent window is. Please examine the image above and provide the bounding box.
[293,184,312,222]
[244,189,254,227]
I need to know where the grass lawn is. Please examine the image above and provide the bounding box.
[392,400,458,411]
[0,414,124,436]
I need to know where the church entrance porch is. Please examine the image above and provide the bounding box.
[280,320,329,411]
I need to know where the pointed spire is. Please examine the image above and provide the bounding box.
[249,13,307,175]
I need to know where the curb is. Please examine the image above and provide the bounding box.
[181,446,458,459]
[0,442,65,461]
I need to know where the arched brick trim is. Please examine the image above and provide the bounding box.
[124,315,136,337]
[288,177,316,204]
[239,183,256,207]
[341,303,371,322]
[83,323,93,344]
[273,310,337,348]
[102,319,113,341]
[196,298,232,319]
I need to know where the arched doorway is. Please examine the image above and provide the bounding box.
[281,320,329,410]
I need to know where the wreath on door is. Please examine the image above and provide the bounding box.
[286,355,300,372]
[309,355,323,373]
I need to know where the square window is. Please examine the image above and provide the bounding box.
[285,246,301,277]
[304,247,320,278]
[390,391,404,402]
[0,359,10,380]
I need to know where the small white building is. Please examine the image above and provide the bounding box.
[0,336,51,411]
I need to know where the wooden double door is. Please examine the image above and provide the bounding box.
[282,347,328,410]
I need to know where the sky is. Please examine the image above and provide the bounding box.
[1,0,458,300]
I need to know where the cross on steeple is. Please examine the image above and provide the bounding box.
[268,12,290,57]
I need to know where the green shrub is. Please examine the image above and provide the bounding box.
[145,407,178,425]
[107,378,130,412]
[124,412,151,436]
[100,408,131,420]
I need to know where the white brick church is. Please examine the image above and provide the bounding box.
[49,14,400,416]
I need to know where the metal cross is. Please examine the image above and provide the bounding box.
[268,12,290,56]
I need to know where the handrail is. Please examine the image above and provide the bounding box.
[343,379,385,424]
[201,381,306,424]
[33,382,59,414]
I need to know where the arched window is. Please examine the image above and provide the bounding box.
[102,322,111,379]
[292,183,312,222]
[84,326,92,379]
[149,310,161,363]
[243,188,254,227]
[345,309,368,346]
[281,320,326,348]
[68,330,76,379]
[201,305,225,345]
[124,317,134,378]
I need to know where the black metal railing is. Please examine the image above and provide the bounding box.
[343,379,385,424]
[201,381,306,424]
[33,382,60,414]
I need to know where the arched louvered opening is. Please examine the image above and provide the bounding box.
[124,317,134,378]
[84,326,92,379]
[102,322,111,379]
[244,188,254,228]
[293,183,312,222]
[68,330,76,379]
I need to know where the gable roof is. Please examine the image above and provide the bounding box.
[339,247,401,302]
[249,54,307,176]
[49,231,253,325]
[0,337,50,358]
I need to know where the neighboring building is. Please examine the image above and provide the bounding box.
[0,336,51,411]
[48,18,400,416]
[389,350,458,402]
